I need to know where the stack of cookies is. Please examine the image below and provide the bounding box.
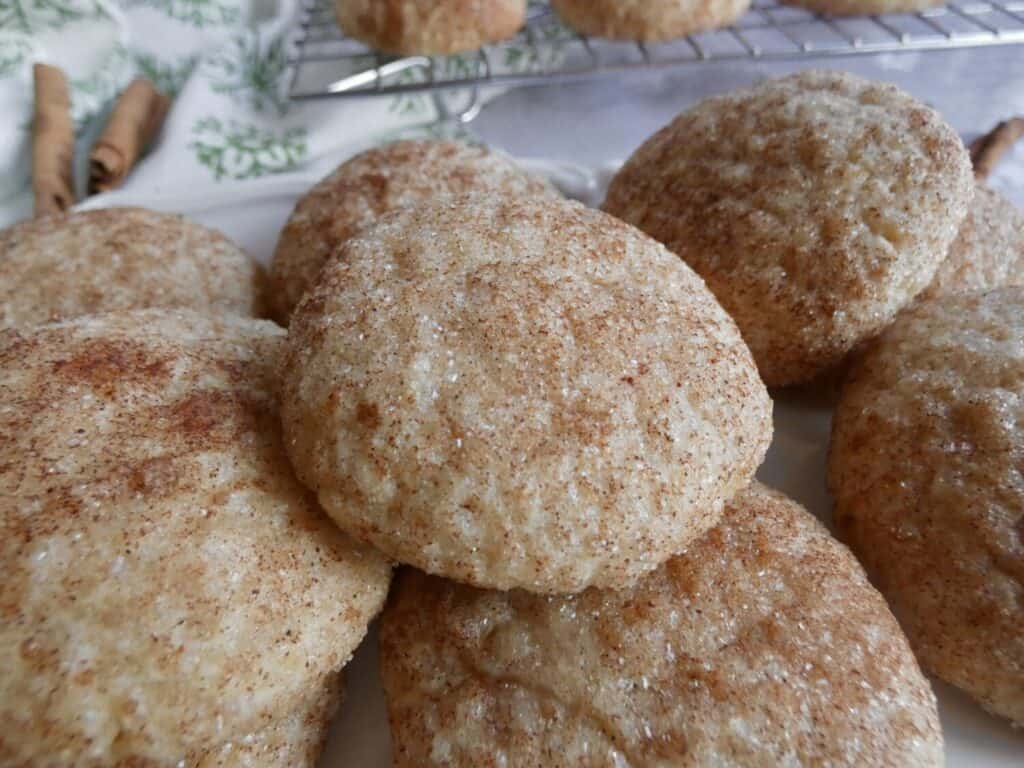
[601,69,1023,734]
[265,116,958,764]
[0,210,391,764]
[1,67,1020,767]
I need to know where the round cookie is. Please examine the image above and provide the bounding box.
[781,0,942,15]
[829,287,1024,726]
[0,310,391,766]
[603,70,974,387]
[282,195,772,594]
[919,184,1024,302]
[269,139,552,324]
[0,207,266,329]
[335,0,526,55]
[380,484,943,767]
[551,0,751,41]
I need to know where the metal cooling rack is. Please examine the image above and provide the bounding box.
[289,0,1024,100]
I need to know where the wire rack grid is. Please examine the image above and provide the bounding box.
[288,0,1024,101]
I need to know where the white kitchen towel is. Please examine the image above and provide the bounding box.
[4,0,1024,228]
[0,0,566,226]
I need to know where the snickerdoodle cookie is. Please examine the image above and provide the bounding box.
[282,195,771,594]
[0,207,265,329]
[268,139,551,324]
[830,287,1024,725]
[0,310,391,766]
[782,0,942,15]
[919,184,1024,301]
[551,0,751,41]
[604,70,973,386]
[335,0,526,54]
[380,484,943,767]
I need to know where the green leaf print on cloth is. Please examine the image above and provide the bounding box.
[126,0,242,28]
[0,0,108,34]
[70,45,136,129]
[0,36,34,76]
[386,55,481,116]
[203,30,288,115]
[502,21,569,72]
[189,117,307,180]
[385,33,568,116]
[134,52,198,99]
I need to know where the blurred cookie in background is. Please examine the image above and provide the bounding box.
[0,207,266,329]
[336,0,527,55]
[781,0,943,15]
[551,0,751,41]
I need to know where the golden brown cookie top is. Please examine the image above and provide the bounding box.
[0,310,390,766]
[551,0,751,41]
[380,484,943,767]
[335,0,526,55]
[0,207,266,328]
[781,0,942,15]
[268,139,552,324]
[604,70,973,386]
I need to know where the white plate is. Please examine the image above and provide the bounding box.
[82,157,1023,767]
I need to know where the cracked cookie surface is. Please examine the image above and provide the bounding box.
[380,484,942,767]
[604,70,973,386]
[830,287,1024,725]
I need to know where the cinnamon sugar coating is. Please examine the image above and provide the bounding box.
[0,207,266,329]
[0,310,390,765]
[830,287,1024,726]
[551,0,750,40]
[282,195,771,593]
[604,70,973,386]
[268,139,552,324]
[920,184,1024,301]
[196,675,341,767]
[380,484,943,767]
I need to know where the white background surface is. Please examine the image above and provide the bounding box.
[83,52,1024,765]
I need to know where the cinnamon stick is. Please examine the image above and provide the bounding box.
[969,117,1024,180]
[32,63,76,217]
[88,78,171,195]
